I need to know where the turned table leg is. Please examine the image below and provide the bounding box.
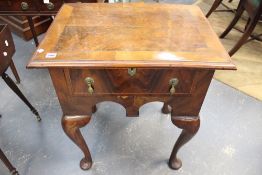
[0,148,19,175]
[26,16,39,47]
[1,72,41,121]
[62,115,93,170]
[169,116,200,170]
[9,60,20,84]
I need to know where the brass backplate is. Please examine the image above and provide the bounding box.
[128,68,136,76]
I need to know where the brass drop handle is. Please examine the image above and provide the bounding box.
[84,77,94,95]
[46,2,55,10]
[128,68,136,76]
[169,78,179,95]
[21,2,29,11]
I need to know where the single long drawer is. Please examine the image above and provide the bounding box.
[65,68,195,96]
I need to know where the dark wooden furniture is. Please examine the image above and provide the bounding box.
[206,0,237,17]
[0,15,52,41]
[220,0,262,56]
[0,0,103,46]
[206,0,224,17]
[206,0,262,56]
[0,24,41,175]
[0,0,63,46]
[28,3,236,170]
[0,24,41,120]
[0,148,19,175]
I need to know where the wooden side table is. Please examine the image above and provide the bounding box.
[28,3,236,170]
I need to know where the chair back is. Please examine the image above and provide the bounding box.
[244,0,262,19]
[0,24,15,75]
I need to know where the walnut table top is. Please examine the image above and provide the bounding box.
[28,2,235,69]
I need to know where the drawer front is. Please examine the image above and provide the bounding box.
[0,25,15,74]
[66,68,195,96]
[0,1,10,11]
[39,0,63,12]
[0,0,38,12]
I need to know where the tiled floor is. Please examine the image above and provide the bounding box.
[1,2,262,175]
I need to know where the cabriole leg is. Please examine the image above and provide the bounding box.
[169,116,200,170]
[62,115,93,170]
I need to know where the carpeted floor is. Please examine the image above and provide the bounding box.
[1,32,262,175]
[196,0,262,101]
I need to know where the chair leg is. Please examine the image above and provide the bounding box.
[1,72,41,121]
[9,60,20,84]
[244,17,251,31]
[220,7,244,38]
[0,148,19,175]
[206,0,223,18]
[26,16,39,47]
[228,19,258,56]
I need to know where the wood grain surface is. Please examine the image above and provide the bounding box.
[27,3,236,69]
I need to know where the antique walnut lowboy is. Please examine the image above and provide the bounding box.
[27,3,236,170]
